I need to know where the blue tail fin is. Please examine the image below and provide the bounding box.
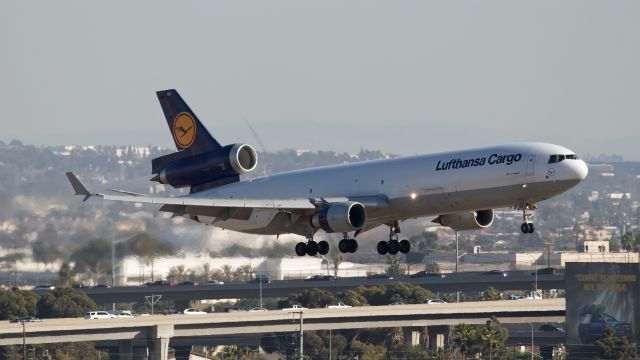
[153,89,223,173]
[156,89,222,154]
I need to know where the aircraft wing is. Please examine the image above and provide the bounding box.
[66,172,317,210]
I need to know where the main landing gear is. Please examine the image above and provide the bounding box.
[295,239,329,256]
[520,204,536,234]
[338,233,358,254]
[377,222,411,255]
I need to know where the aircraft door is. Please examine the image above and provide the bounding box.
[526,155,535,176]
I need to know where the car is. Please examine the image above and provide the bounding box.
[148,280,172,286]
[389,301,404,306]
[327,302,352,309]
[425,299,447,305]
[85,311,116,320]
[10,316,42,323]
[540,324,565,332]
[34,284,55,291]
[183,308,207,315]
[482,270,508,277]
[531,267,563,276]
[204,280,224,285]
[305,274,336,281]
[367,273,394,280]
[93,284,110,288]
[282,304,306,311]
[508,294,524,300]
[579,312,633,343]
[410,271,446,278]
[248,275,271,284]
[107,310,134,318]
[71,284,90,289]
[249,307,268,312]
[177,281,196,286]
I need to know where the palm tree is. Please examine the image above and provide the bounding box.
[480,318,502,360]
[452,323,476,360]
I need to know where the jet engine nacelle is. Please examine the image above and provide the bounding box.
[433,209,494,231]
[153,143,258,188]
[311,202,367,233]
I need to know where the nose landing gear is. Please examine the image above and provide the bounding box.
[377,221,411,255]
[519,203,536,234]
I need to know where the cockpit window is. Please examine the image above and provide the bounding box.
[548,154,578,164]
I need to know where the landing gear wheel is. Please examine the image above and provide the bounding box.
[348,239,358,253]
[399,239,411,254]
[318,241,329,255]
[338,239,350,253]
[388,240,400,255]
[295,242,307,256]
[307,241,319,256]
[521,223,535,234]
[377,241,388,255]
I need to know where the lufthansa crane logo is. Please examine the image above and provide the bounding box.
[173,112,196,149]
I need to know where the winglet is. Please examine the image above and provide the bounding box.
[65,172,92,202]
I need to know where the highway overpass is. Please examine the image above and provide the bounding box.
[72,270,564,304]
[0,299,565,360]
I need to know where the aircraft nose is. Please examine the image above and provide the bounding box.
[572,159,589,180]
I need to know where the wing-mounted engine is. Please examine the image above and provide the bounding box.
[311,201,367,233]
[432,209,494,231]
[151,143,258,191]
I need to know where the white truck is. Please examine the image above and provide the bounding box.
[327,302,352,309]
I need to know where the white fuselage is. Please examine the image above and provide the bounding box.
[190,142,588,236]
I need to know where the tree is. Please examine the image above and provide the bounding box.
[409,231,439,252]
[123,232,175,281]
[594,327,636,359]
[0,290,38,320]
[278,288,336,309]
[480,317,507,360]
[452,324,476,360]
[58,262,77,287]
[385,254,406,276]
[37,288,97,318]
[482,287,502,301]
[350,339,386,360]
[70,238,112,282]
[167,265,187,283]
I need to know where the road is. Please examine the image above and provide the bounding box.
[68,270,563,304]
[0,299,565,345]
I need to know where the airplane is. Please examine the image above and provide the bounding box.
[66,89,588,257]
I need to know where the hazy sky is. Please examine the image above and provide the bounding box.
[1,1,638,159]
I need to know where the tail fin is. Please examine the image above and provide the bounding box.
[156,89,222,154]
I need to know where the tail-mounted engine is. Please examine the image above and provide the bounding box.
[311,201,367,233]
[432,209,494,231]
[151,143,258,191]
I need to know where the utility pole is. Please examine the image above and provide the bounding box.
[455,231,459,273]
[21,320,26,360]
[329,329,332,360]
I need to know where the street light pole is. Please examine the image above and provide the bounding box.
[530,323,534,360]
